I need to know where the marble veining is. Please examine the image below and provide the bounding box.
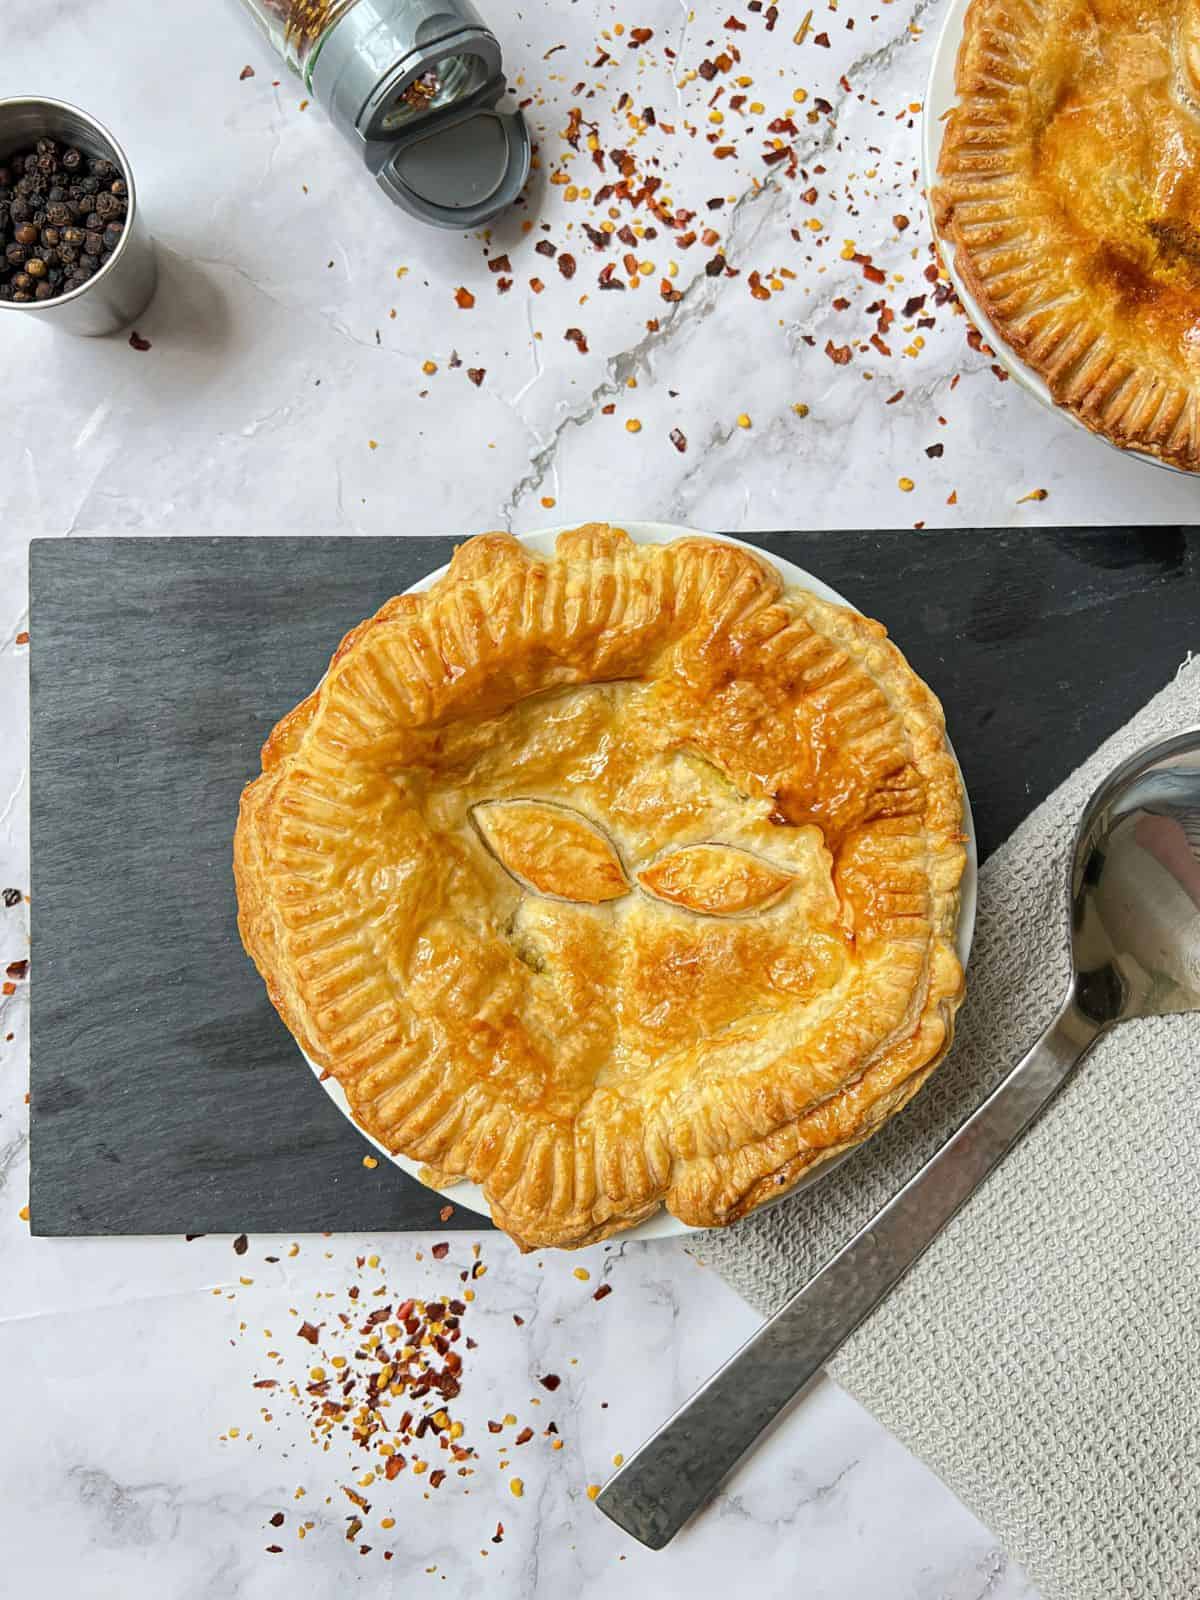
[0,0,1091,1590]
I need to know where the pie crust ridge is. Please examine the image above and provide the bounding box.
[935,0,1200,470]
[234,526,966,1250]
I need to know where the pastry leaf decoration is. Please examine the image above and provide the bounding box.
[474,800,631,904]
[637,845,794,916]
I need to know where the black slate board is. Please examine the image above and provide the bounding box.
[28,530,1200,1236]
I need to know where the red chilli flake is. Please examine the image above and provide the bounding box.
[558,252,577,279]
[487,254,512,273]
[538,1374,562,1392]
[454,287,475,309]
[564,327,589,354]
[467,369,485,387]
[240,64,256,80]
[593,1284,613,1301]
[669,428,687,453]
[128,331,151,351]
[297,1321,322,1344]
[431,1242,450,1259]
[233,1234,249,1255]
[269,1512,285,1527]
[6,960,28,980]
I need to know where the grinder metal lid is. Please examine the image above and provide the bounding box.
[309,0,530,227]
[376,101,529,227]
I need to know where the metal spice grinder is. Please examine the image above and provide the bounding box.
[239,0,530,227]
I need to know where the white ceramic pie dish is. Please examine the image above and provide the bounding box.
[923,0,1183,476]
[300,523,979,1241]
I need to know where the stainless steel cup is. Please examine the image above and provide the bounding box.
[0,96,157,336]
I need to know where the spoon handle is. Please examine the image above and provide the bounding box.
[596,990,1103,1550]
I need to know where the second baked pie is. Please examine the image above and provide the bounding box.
[936,0,1200,470]
[235,527,966,1250]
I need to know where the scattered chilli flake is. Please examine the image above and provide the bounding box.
[223,1248,575,1563]
[454,287,475,309]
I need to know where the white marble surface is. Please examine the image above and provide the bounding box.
[0,0,1127,1591]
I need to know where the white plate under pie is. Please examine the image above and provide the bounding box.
[301,524,979,1242]
[923,0,1181,476]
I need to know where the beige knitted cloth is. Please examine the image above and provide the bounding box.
[698,658,1200,1600]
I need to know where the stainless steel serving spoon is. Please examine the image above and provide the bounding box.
[597,727,1200,1549]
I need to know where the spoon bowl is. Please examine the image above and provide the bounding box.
[1071,729,1200,1024]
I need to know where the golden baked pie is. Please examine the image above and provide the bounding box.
[234,527,966,1250]
[936,0,1200,470]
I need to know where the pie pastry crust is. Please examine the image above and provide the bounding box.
[235,527,966,1250]
[936,0,1200,470]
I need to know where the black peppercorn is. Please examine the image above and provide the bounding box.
[1,135,128,305]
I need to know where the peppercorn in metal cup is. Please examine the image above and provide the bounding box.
[0,97,156,336]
